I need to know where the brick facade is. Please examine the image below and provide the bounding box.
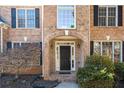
[90,6,124,40]
[43,5,90,80]
[0,6,42,42]
[0,5,123,81]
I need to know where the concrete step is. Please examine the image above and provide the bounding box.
[50,73,76,82]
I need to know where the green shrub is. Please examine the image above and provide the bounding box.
[115,62,124,81]
[77,54,115,88]
[85,55,115,73]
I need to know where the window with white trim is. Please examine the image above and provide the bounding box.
[57,5,76,29]
[12,42,40,48]
[93,41,122,62]
[98,6,117,26]
[12,42,30,48]
[17,9,35,28]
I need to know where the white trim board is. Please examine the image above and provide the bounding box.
[55,41,76,71]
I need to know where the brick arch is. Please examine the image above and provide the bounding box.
[44,31,87,43]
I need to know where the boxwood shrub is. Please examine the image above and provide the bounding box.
[77,55,115,88]
[115,62,124,81]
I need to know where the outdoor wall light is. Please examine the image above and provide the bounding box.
[65,30,69,36]
[77,42,80,48]
[106,35,110,41]
[24,36,28,42]
[50,44,53,49]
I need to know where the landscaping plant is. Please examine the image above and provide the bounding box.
[77,54,115,88]
[114,62,124,81]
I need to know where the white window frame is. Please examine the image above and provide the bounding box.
[55,41,76,71]
[93,40,122,62]
[12,42,27,48]
[57,5,76,29]
[98,5,118,27]
[16,8,36,29]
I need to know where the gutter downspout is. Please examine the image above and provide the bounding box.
[0,27,3,53]
[41,5,44,77]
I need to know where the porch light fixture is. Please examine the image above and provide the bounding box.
[77,42,80,48]
[50,44,53,49]
[65,30,69,36]
[106,35,110,41]
[24,36,27,42]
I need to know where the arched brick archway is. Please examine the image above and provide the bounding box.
[44,31,88,43]
[42,31,89,80]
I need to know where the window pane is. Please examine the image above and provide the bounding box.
[108,7,116,16]
[57,5,75,29]
[94,42,101,54]
[98,7,106,16]
[108,17,116,26]
[98,17,106,26]
[21,43,30,47]
[27,10,35,28]
[108,7,116,26]
[102,42,112,59]
[98,7,106,26]
[27,19,35,28]
[18,10,25,19]
[114,42,121,62]
[17,9,26,28]
[18,19,25,28]
[13,43,20,48]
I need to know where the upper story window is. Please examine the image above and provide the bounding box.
[94,5,123,26]
[17,9,35,28]
[57,5,76,29]
[11,8,40,28]
[98,6,117,26]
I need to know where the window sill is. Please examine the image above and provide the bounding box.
[56,27,76,30]
[11,28,41,30]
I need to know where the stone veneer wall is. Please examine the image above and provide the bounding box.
[0,44,42,74]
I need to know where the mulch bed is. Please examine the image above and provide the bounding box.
[0,74,59,88]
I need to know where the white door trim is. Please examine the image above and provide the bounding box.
[55,41,76,71]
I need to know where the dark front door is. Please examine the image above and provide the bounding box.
[60,46,71,70]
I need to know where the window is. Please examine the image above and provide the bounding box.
[13,43,20,48]
[102,42,112,59]
[98,6,117,26]
[93,41,122,62]
[12,42,40,48]
[17,9,35,28]
[94,42,101,54]
[98,7,106,26]
[12,42,30,48]
[114,42,121,62]
[108,7,116,26]
[57,5,76,29]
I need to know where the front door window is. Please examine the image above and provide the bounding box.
[60,46,71,70]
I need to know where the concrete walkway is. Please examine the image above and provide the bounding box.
[55,82,79,88]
